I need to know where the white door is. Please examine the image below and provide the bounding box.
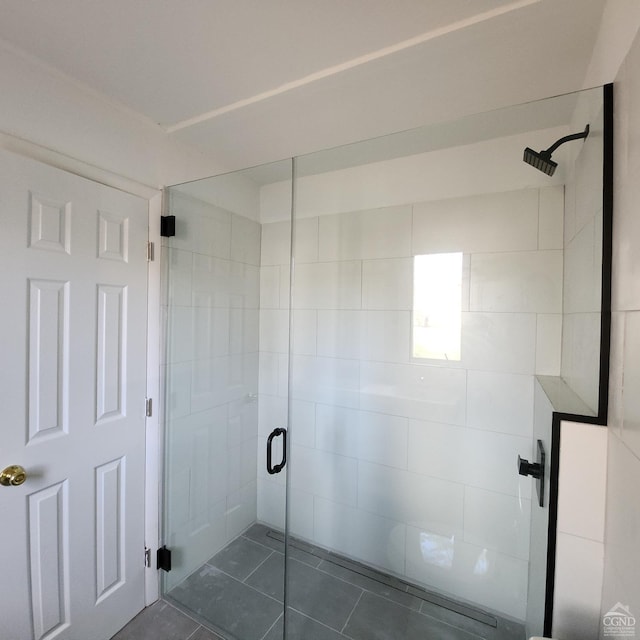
[0,150,149,640]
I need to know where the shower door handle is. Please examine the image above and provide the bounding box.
[267,427,287,475]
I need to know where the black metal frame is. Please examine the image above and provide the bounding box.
[543,82,614,636]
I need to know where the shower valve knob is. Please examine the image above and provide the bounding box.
[518,455,542,479]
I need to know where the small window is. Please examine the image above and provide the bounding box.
[412,252,463,361]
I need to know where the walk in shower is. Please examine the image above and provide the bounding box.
[160,86,610,640]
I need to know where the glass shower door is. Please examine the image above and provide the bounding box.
[280,98,580,639]
[157,87,607,640]
[162,160,292,640]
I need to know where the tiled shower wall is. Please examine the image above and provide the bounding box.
[561,101,605,413]
[163,190,261,589]
[603,29,640,639]
[257,186,564,620]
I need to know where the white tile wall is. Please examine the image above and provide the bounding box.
[294,216,320,263]
[360,361,467,424]
[605,52,640,640]
[564,216,602,314]
[259,309,288,353]
[560,102,604,413]
[232,213,261,266]
[257,393,287,437]
[291,355,360,408]
[362,310,412,363]
[259,265,280,309]
[574,111,604,237]
[256,184,565,621]
[469,250,563,314]
[362,258,413,310]
[261,217,319,266]
[316,310,362,359]
[525,380,553,638]
[557,422,607,541]
[315,406,408,468]
[166,248,193,307]
[561,312,601,414]
[536,313,562,375]
[260,220,290,266]
[407,420,532,499]
[293,261,362,309]
[538,186,564,250]
[291,444,358,506]
[608,311,625,437]
[621,311,640,458]
[316,310,411,362]
[553,533,604,640]
[466,371,534,437]
[412,189,539,255]
[314,497,406,575]
[290,399,316,447]
[357,461,464,535]
[170,191,232,260]
[462,312,537,375]
[405,525,529,620]
[463,486,531,560]
[165,362,191,419]
[552,420,607,640]
[164,191,261,589]
[292,310,317,356]
[318,206,412,261]
[600,433,640,636]
[257,478,285,529]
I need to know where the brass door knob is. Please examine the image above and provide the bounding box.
[0,465,27,487]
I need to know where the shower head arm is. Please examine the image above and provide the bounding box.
[543,124,590,156]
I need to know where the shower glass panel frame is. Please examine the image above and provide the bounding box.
[160,85,612,640]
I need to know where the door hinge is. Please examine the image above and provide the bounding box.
[157,545,172,572]
[145,397,153,418]
[147,241,155,262]
[144,547,151,568]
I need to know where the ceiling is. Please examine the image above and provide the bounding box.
[0,0,606,172]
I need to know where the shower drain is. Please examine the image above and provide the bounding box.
[265,529,498,628]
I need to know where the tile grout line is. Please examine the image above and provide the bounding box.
[286,604,356,638]
[196,561,285,606]
[339,589,364,634]
[242,549,276,583]
[258,612,283,640]
[161,598,222,635]
[313,561,407,605]
[184,625,205,640]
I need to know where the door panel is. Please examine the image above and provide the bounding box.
[162,164,291,640]
[0,150,148,640]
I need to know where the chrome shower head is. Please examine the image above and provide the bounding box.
[523,124,590,176]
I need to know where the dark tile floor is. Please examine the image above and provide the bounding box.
[110,600,224,640]
[114,524,525,640]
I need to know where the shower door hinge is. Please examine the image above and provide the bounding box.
[161,215,176,237]
[157,545,172,572]
[145,397,153,417]
[147,241,155,262]
[144,547,151,568]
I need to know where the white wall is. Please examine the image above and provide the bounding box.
[0,42,224,190]
[553,422,607,640]
[582,0,640,90]
[600,24,640,639]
